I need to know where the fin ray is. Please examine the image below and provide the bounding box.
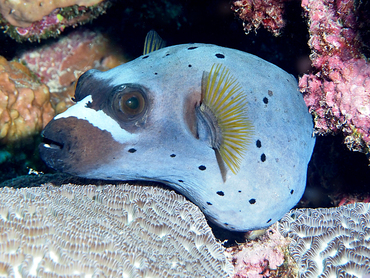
[200,63,254,175]
[143,30,166,55]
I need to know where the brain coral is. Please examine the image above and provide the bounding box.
[0,56,55,145]
[0,183,233,277]
[279,203,370,278]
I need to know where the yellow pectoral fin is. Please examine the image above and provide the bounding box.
[200,63,254,175]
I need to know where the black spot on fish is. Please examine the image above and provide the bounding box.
[290,189,294,194]
[178,180,184,183]
[261,153,266,162]
[188,64,192,67]
[256,140,262,148]
[128,148,137,153]
[198,165,206,170]
[170,154,176,157]
[142,55,149,59]
[224,223,229,226]
[216,191,224,196]
[154,72,158,75]
[188,46,198,50]
[249,198,256,204]
[215,53,225,59]
[263,97,268,104]
[165,53,170,56]
[207,202,212,205]
[267,218,272,223]
[238,190,242,193]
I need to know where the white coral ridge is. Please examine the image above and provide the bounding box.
[279,203,370,278]
[0,183,233,278]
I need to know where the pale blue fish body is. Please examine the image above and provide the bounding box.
[40,44,315,231]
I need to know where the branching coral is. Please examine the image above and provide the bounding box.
[0,56,55,145]
[0,183,233,277]
[279,203,370,278]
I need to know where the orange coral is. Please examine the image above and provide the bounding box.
[0,0,105,28]
[0,56,55,144]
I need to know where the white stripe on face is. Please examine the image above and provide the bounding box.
[55,95,137,144]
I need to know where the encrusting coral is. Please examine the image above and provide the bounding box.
[0,0,104,27]
[0,56,55,145]
[0,183,233,277]
[0,0,110,41]
[226,223,298,278]
[19,30,126,113]
[299,0,370,155]
[233,0,370,157]
[231,0,287,36]
[279,202,370,278]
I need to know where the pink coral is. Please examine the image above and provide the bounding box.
[0,1,110,41]
[20,30,126,113]
[12,7,96,41]
[226,223,297,278]
[231,0,287,36]
[299,0,370,153]
[0,0,104,27]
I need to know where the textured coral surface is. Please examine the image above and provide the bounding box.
[231,0,287,36]
[0,0,104,27]
[226,223,298,278]
[0,183,233,277]
[279,203,370,277]
[20,30,125,113]
[299,0,370,153]
[0,56,54,144]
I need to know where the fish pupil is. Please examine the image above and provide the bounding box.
[126,96,139,110]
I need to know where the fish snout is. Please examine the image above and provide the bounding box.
[39,116,122,176]
[39,118,72,173]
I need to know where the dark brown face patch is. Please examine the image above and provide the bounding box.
[39,117,123,175]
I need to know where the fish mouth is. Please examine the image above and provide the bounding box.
[38,119,72,172]
[38,116,125,176]
[40,135,64,150]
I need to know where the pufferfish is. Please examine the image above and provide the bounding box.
[39,32,315,232]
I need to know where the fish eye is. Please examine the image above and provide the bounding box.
[110,84,148,122]
[119,91,145,115]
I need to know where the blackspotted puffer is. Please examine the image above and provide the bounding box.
[39,43,315,232]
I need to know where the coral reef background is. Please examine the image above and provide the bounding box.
[0,0,370,277]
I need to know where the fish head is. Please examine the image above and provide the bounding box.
[39,57,223,192]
